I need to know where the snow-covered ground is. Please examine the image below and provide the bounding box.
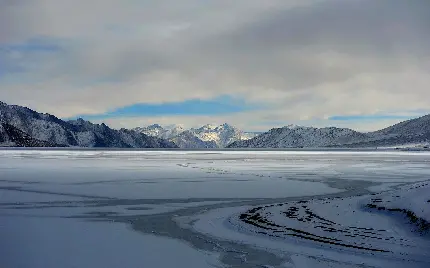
[377,142,430,149]
[183,191,430,267]
[365,181,430,228]
[1,150,429,267]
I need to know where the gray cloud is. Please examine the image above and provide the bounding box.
[190,0,430,89]
[0,0,429,130]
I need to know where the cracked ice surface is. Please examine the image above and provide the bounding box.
[1,150,430,268]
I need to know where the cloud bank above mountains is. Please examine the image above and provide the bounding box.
[1,0,429,131]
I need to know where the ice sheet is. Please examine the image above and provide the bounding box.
[185,196,430,267]
[0,217,222,268]
[2,150,430,268]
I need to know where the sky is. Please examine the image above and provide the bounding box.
[1,0,429,132]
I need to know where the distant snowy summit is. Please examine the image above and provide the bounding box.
[228,116,430,149]
[134,123,259,148]
[0,101,177,148]
[134,124,186,140]
[191,123,259,148]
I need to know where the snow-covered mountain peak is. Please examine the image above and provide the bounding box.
[192,123,253,147]
[147,124,163,129]
[219,123,236,130]
[197,124,219,131]
[283,124,308,130]
[134,122,257,148]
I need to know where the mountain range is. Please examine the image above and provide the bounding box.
[228,116,430,149]
[1,101,429,149]
[0,101,177,148]
[133,123,259,148]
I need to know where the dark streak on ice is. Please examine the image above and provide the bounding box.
[239,202,391,253]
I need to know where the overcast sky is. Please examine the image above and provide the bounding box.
[1,0,429,132]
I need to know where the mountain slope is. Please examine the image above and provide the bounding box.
[228,115,430,149]
[0,101,177,148]
[0,123,61,147]
[342,115,430,148]
[227,125,368,148]
[372,114,430,137]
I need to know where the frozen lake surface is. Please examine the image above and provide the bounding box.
[1,150,429,267]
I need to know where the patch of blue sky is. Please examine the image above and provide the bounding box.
[0,37,63,53]
[70,95,263,120]
[328,114,414,121]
